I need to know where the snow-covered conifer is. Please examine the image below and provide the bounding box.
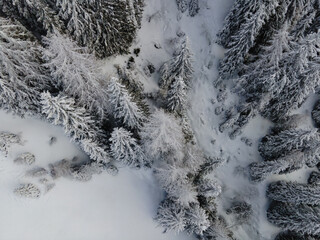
[0,17,49,116]
[219,0,278,77]
[0,0,62,34]
[155,198,187,233]
[41,92,110,163]
[43,33,108,119]
[312,100,320,127]
[258,129,320,160]
[263,32,320,121]
[267,181,320,205]
[14,183,41,198]
[275,231,318,240]
[159,38,193,92]
[197,178,222,198]
[167,76,188,113]
[0,132,22,156]
[107,77,145,129]
[140,109,184,160]
[226,201,252,225]
[185,204,210,236]
[308,171,320,185]
[249,152,304,182]
[176,0,189,13]
[188,0,199,17]
[267,201,320,236]
[109,127,146,168]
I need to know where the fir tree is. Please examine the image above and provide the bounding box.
[107,77,145,129]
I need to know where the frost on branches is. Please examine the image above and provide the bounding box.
[0,132,22,156]
[140,109,184,160]
[109,127,147,168]
[159,38,194,94]
[43,33,108,119]
[0,17,48,116]
[1,0,144,58]
[267,201,320,236]
[267,181,320,206]
[107,77,145,129]
[14,183,41,198]
[41,92,110,164]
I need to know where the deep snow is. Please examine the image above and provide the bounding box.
[0,110,194,240]
[1,0,317,239]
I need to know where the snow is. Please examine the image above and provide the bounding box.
[0,110,193,240]
[1,0,318,239]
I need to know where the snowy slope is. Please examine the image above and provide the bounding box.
[0,110,193,240]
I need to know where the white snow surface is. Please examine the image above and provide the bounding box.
[1,0,317,239]
[0,111,193,240]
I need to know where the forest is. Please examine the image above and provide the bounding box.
[0,0,319,239]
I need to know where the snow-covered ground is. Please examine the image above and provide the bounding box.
[0,110,193,240]
[1,1,317,240]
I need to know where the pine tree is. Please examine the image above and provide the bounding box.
[109,127,146,168]
[159,38,193,93]
[107,77,145,129]
[41,92,110,164]
[0,17,49,116]
[43,33,108,119]
[140,109,184,160]
[267,201,320,236]
[267,181,320,205]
